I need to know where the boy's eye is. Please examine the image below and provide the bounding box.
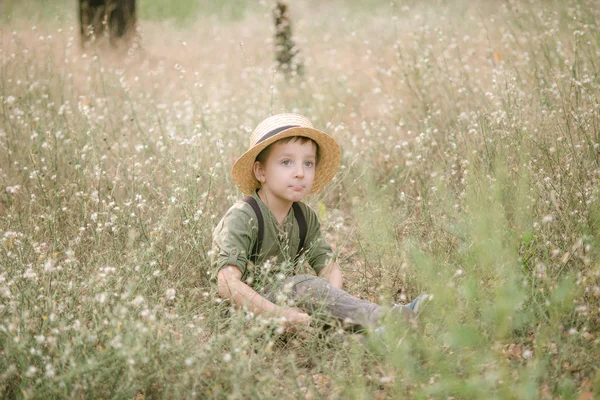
[282,160,291,166]
[304,161,314,167]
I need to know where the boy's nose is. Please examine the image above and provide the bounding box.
[294,165,305,178]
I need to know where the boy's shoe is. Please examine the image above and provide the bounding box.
[373,294,429,335]
[404,293,428,314]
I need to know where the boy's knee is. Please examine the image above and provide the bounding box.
[291,274,318,283]
[289,274,325,289]
[289,275,330,297]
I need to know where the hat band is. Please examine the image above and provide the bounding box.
[256,125,300,144]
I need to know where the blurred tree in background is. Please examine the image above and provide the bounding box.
[79,0,136,47]
[273,1,304,78]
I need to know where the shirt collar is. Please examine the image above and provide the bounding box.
[252,189,294,226]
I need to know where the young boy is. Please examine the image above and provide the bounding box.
[212,113,422,331]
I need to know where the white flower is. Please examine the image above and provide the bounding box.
[25,365,37,377]
[23,268,38,280]
[45,364,55,378]
[165,288,176,301]
[110,335,123,349]
[568,328,578,335]
[131,296,145,307]
[43,259,55,272]
[223,353,232,363]
[95,293,107,303]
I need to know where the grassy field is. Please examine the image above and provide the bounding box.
[1,0,599,398]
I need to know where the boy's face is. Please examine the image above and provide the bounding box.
[254,139,317,205]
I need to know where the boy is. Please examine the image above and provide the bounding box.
[213,113,422,331]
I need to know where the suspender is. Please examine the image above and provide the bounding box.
[291,202,307,263]
[242,196,307,264]
[242,196,264,265]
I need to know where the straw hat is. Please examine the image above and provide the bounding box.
[232,113,341,195]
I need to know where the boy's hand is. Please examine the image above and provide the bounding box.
[281,307,312,331]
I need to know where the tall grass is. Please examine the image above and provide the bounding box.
[1,0,599,398]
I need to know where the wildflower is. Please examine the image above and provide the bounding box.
[23,268,38,280]
[45,364,55,378]
[25,366,37,377]
[43,259,55,272]
[165,288,176,301]
[110,335,123,349]
[131,296,145,307]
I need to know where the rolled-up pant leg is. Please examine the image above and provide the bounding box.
[281,274,385,328]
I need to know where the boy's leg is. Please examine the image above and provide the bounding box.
[279,275,387,328]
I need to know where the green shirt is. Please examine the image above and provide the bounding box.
[212,191,333,292]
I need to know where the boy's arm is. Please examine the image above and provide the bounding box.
[318,261,343,289]
[217,266,311,326]
[300,203,342,289]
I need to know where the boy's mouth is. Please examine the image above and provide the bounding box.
[290,185,304,191]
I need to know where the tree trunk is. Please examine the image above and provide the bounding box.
[79,0,136,48]
[273,1,304,77]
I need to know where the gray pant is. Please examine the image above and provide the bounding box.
[266,274,386,328]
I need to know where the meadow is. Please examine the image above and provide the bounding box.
[0,0,599,398]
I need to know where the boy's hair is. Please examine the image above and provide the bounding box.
[255,136,321,165]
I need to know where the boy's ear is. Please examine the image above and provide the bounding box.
[253,161,265,183]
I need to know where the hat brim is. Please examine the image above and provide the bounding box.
[232,126,341,195]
